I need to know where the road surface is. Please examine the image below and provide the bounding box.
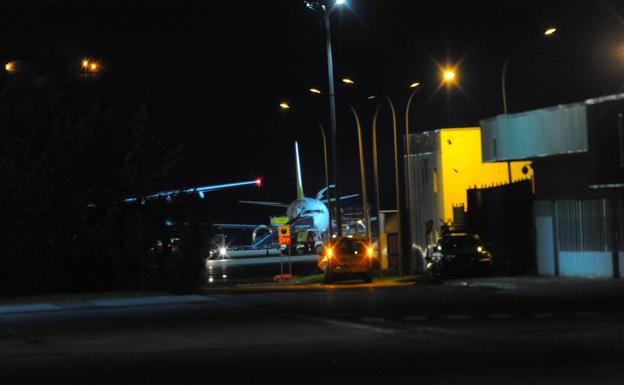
[2,278,624,384]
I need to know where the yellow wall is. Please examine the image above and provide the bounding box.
[439,128,532,223]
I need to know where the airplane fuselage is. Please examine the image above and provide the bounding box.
[286,197,330,232]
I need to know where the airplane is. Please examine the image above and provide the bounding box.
[239,141,357,234]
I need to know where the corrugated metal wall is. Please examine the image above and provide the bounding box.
[556,199,610,252]
[480,103,588,162]
[536,198,618,278]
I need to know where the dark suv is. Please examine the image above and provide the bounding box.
[425,233,493,282]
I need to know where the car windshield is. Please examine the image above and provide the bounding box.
[443,237,483,252]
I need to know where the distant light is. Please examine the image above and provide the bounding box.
[335,0,346,5]
[90,62,98,71]
[222,274,227,279]
[255,177,263,187]
[309,88,322,94]
[219,247,227,257]
[5,62,15,73]
[208,277,214,283]
[443,70,456,82]
[409,82,421,89]
[544,27,557,36]
[341,78,355,85]
[279,102,291,110]
[366,95,377,100]
[82,59,89,68]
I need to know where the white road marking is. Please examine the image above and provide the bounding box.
[295,314,399,335]
[0,303,61,315]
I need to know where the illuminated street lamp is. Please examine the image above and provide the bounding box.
[309,88,322,94]
[544,27,557,36]
[5,61,16,73]
[341,77,355,85]
[279,102,291,110]
[304,0,347,237]
[442,70,456,83]
[502,27,556,114]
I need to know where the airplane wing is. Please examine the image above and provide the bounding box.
[239,200,289,208]
[322,194,359,203]
[123,179,262,203]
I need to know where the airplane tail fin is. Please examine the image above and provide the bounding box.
[295,141,304,200]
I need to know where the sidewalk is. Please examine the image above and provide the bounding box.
[444,275,624,299]
[0,293,216,316]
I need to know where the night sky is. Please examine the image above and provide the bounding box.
[2,0,624,224]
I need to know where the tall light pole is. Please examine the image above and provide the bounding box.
[501,27,557,182]
[348,105,371,242]
[403,82,421,274]
[304,0,346,236]
[317,121,333,241]
[371,95,402,272]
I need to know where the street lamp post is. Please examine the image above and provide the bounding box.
[317,121,333,241]
[371,96,402,273]
[501,27,557,182]
[403,82,422,274]
[305,0,346,236]
[348,105,371,242]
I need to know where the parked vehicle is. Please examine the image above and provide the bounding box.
[425,232,492,282]
[318,236,374,284]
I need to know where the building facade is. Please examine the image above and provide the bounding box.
[406,127,532,271]
[481,94,624,278]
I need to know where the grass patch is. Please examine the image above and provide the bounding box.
[289,274,324,284]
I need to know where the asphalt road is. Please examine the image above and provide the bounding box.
[2,278,624,384]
